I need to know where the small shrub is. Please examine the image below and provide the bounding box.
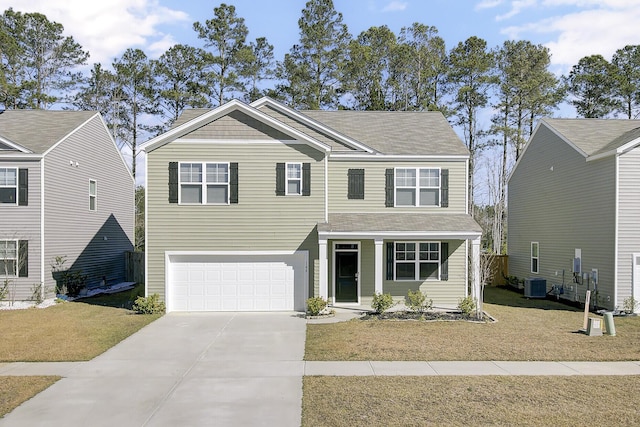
[306,296,328,316]
[406,289,433,313]
[622,296,639,314]
[30,283,44,304]
[371,292,394,314]
[457,296,476,316]
[132,293,166,314]
[0,279,8,301]
[63,270,87,297]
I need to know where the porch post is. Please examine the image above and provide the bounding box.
[471,237,482,315]
[374,238,384,294]
[319,239,328,301]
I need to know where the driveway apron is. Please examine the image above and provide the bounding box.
[0,312,306,427]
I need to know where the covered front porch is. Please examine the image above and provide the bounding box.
[317,213,483,309]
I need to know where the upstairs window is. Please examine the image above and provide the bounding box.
[286,163,302,195]
[394,168,440,207]
[89,180,97,211]
[179,162,229,204]
[0,168,17,204]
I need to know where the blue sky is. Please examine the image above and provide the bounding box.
[4,0,640,77]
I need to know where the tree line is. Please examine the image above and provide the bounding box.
[2,0,640,254]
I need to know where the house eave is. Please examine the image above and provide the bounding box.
[0,153,43,160]
[587,136,640,162]
[329,153,469,161]
[0,135,33,153]
[318,230,482,241]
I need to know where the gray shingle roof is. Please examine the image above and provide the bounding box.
[0,110,97,154]
[543,118,640,157]
[318,213,482,234]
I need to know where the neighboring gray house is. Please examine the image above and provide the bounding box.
[508,118,640,312]
[0,110,134,301]
[142,97,482,312]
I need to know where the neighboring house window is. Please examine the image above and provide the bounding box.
[286,163,302,195]
[179,162,229,204]
[386,168,447,207]
[347,169,365,199]
[0,167,17,204]
[0,240,27,277]
[276,162,311,196]
[393,241,442,281]
[531,242,539,273]
[89,180,97,211]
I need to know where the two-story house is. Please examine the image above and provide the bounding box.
[142,98,482,312]
[508,118,640,312]
[0,110,134,301]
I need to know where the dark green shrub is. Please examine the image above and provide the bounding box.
[406,289,433,313]
[132,293,166,314]
[371,292,394,313]
[306,296,328,316]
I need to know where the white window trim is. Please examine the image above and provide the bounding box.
[394,167,441,207]
[0,167,18,205]
[0,239,18,277]
[531,242,539,274]
[89,179,97,211]
[393,241,441,281]
[285,162,302,196]
[178,161,230,205]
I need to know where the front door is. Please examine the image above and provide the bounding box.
[335,245,358,303]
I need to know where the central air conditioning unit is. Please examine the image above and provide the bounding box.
[524,278,547,298]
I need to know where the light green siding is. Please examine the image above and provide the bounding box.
[617,146,640,306]
[508,124,617,308]
[328,160,467,213]
[146,141,326,300]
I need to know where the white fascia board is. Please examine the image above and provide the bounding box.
[0,135,33,153]
[251,97,377,154]
[329,153,469,161]
[166,250,303,257]
[318,230,483,240]
[142,99,331,153]
[587,136,640,162]
[0,153,43,160]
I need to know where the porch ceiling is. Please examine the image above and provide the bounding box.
[318,213,482,240]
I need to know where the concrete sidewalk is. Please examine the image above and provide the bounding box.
[3,360,640,378]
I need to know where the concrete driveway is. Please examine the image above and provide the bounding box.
[0,312,306,427]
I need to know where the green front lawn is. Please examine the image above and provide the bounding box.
[305,286,640,361]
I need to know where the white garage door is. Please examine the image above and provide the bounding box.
[167,252,307,312]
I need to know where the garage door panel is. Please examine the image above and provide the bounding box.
[168,253,304,312]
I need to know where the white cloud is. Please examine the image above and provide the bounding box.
[475,0,504,10]
[495,0,537,21]
[382,1,409,12]
[0,0,188,66]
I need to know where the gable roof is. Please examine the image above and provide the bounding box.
[0,110,97,154]
[147,97,468,157]
[541,118,640,159]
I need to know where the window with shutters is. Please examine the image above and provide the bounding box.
[276,162,310,196]
[395,167,440,207]
[388,242,448,281]
[178,162,230,204]
[0,167,17,204]
[286,163,302,195]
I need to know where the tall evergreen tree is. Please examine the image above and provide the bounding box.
[279,0,352,109]
[112,48,158,180]
[73,63,120,135]
[193,3,251,106]
[242,37,275,102]
[0,8,88,109]
[611,45,640,119]
[448,36,497,216]
[566,54,618,118]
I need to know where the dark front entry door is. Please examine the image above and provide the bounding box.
[335,251,358,303]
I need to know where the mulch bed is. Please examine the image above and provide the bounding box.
[359,310,489,322]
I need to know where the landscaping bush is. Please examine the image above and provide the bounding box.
[371,292,394,314]
[132,293,166,314]
[406,289,433,313]
[457,296,476,316]
[622,296,639,314]
[306,296,328,316]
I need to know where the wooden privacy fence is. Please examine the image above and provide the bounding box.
[483,254,509,286]
[125,251,145,284]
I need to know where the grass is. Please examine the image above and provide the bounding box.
[302,376,640,426]
[0,376,60,418]
[305,286,640,361]
[0,284,161,362]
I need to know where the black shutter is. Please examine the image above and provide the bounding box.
[441,169,449,208]
[440,242,449,281]
[229,162,238,204]
[18,240,28,277]
[275,163,285,196]
[18,168,28,206]
[302,163,311,196]
[168,162,178,203]
[386,242,394,280]
[347,169,364,199]
[385,168,394,207]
